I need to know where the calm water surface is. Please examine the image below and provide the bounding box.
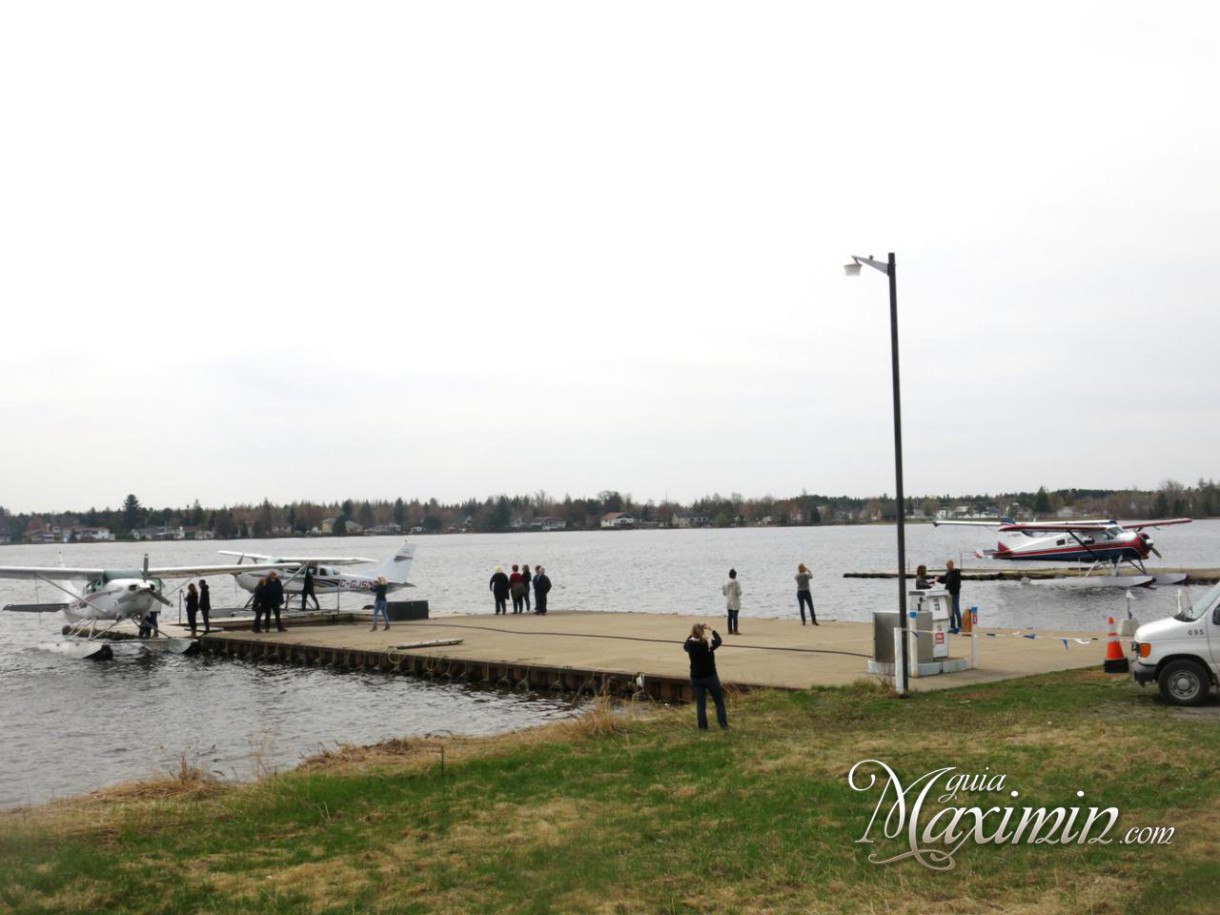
[2,522,1214,807]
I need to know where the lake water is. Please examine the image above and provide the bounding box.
[1,521,1213,808]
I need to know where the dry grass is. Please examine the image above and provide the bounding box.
[556,691,642,738]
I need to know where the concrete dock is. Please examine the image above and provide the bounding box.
[187,610,1108,701]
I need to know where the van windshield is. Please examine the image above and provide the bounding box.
[1176,581,1220,622]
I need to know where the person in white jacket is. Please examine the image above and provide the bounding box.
[722,568,742,634]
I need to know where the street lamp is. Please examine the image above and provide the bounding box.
[844,252,909,695]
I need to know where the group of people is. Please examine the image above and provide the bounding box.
[913,558,964,632]
[488,564,552,615]
[136,578,215,638]
[249,571,287,633]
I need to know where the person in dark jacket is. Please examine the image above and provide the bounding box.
[938,559,964,632]
[533,565,551,615]
[301,566,321,611]
[914,564,933,590]
[489,567,510,615]
[185,582,200,636]
[683,623,728,730]
[265,570,286,632]
[520,560,531,612]
[371,575,390,631]
[198,579,211,633]
[251,577,266,632]
[508,564,526,614]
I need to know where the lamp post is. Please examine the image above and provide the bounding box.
[844,252,909,695]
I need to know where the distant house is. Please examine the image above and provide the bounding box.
[132,525,185,541]
[72,527,115,543]
[24,525,62,544]
[600,512,635,529]
[672,513,710,529]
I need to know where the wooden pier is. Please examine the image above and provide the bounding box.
[186,610,1108,701]
[845,566,1220,583]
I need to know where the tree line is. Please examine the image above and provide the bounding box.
[1,479,1216,542]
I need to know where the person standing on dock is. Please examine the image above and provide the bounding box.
[185,582,200,636]
[265,570,286,632]
[795,563,817,625]
[301,565,321,611]
[509,564,526,614]
[198,579,211,634]
[520,560,532,612]
[251,577,267,632]
[938,559,963,633]
[533,565,551,615]
[722,568,742,634]
[489,567,510,615]
[371,575,390,630]
[914,565,933,590]
[684,623,728,730]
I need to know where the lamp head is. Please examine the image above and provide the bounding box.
[843,261,862,277]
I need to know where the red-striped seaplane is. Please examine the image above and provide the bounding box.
[933,517,1193,587]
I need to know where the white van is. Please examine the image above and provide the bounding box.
[1130,580,1220,706]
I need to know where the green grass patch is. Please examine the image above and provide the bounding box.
[2,670,1218,913]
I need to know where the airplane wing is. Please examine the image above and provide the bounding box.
[994,518,1193,533]
[3,602,70,613]
[1120,518,1193,531]
[0,562,289,581]
[932,519,1012,528]
[0,566,107,580]
[217,551,376,566]
[995,521,1114,533]
[146,563,290,579]
[217,550,276,562]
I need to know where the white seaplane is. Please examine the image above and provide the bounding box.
[933,517,1193,587]
[0,555,286,659]
[219,541,415,607]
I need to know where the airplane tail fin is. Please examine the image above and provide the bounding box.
[371,542,415,585]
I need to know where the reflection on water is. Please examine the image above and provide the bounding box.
[1,521,1214,807]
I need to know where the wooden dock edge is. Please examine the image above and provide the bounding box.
[845,567,1220,583]
[196,634,774,704]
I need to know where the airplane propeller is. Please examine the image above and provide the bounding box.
[1138,532,1163,559]
[147,584,173,606]
[139,554,173,605]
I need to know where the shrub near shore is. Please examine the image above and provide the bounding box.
[2,671,1219,914]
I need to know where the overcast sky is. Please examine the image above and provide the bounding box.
[2,1,1218,514]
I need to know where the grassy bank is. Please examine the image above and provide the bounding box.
[2,670,1219,914]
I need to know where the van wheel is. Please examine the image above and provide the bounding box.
[1158,659,1211,707]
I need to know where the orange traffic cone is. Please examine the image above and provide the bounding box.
[1103,616,1129,673]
